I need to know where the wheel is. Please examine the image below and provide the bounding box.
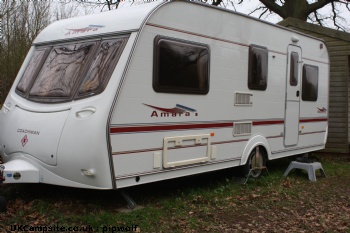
[0,196,6,212]
[241,146,266,178]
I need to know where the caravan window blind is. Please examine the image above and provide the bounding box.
[302,64,319,101]
[153,36,210,94]
[15,36,128,103]
[248,45,268,91]
[290,52,299,86]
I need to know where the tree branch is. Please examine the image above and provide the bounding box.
[212,0,223,6]
[313,11,324,26]
[259,8,269,18]
[307,0,333,15]
[249,6,266,15]
[258,0,284,18]
[330,1,344,30]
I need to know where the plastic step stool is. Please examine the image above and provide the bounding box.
[283,161,326,182]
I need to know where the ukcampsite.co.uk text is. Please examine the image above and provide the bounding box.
[10,224,139,232]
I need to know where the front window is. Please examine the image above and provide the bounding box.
[29,42,95,98]
[17,48,47,94]
[16,36,128,102]
[78,39,125,97]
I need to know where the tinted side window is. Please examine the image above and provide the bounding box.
[248,45,268,90]
[153,36,209,94]
[302,64,318,101]
[290,52,299,86]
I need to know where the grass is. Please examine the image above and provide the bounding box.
[1,153,350,232]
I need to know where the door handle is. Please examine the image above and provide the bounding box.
[296,91,300,97]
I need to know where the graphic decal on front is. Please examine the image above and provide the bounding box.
[317,107,327,113]
[65,25,105,35]
[144,103,198,117]
[21,135,28,147]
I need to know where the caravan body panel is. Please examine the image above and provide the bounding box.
[109,1,328,188]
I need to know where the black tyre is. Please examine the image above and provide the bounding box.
[241,147,266,178]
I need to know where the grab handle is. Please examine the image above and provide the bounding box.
[75,107,96,118]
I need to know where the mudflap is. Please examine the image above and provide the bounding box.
[0,160,39,184]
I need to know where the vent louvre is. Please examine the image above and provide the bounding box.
[235,92,253,106]
[234,122,252,136]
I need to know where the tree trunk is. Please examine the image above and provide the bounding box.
[258,0,334,20]
[282,0,310,21]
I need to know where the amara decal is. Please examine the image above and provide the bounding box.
[144,104,198,117]
[317,107,327,113]
[65,25,105,35]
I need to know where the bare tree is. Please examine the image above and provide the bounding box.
[75,0,121,11]
[52,1,96,20]
[0,1,51,102]
[213,0,350,31]
[74,0,350,31]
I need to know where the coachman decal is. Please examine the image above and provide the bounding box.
[144,103,198,118]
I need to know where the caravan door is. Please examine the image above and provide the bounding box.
[284,45,302,146]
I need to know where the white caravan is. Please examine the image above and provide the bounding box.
[0,1,329,190]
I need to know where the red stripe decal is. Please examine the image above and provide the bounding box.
[300,118,328,123]
[110,118,327,134]
[253,120,284,126]
[110,122,233,134]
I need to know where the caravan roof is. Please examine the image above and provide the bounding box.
[33,1,163,44]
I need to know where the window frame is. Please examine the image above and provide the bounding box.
[15,35,128,103]
[28,40,98,102]
[16,47,51,97]
[302,64,319,102]
[248,45,268,91]
[76,38,128,99]
[153,35,210,95]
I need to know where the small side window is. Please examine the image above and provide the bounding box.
[153,36,210,94]
[290,52,299,86]
[302,64,318,101]
[248,45,268,90]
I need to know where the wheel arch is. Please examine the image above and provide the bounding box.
[240,134,271,166]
